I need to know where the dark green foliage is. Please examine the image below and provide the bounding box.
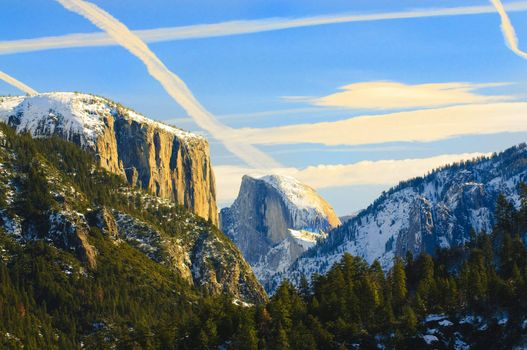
[0,124,257,349]
[1,123,527,348]
[252,184,527,349]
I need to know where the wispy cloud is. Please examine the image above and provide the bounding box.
[490,0,527,59]
[3,2,527,55]
[0,70,38,95]
[299,81,513,110]
[214,152,488,205]
[233,102,527,147]
[54,0,279,169]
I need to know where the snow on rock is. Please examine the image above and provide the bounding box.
[497,314,509,326]
[288,228,326,250]
[439,319,454,327]
[460,315,482,325]
[113,211,165,262]
[277,144,527,290]
[221,174,340,290]
[0,211,22,239]
[426,328,439,335]
[478,323,489,331]
[259,175,341,231]
[425,314,448,322]
[0,92,201,149]
[422,335,439,345]
[454,337,470,350]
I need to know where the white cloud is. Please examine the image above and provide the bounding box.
[55,0,279,169]
[491,0,527,59]
[215,152,488,205]
[233,102,527,146]
[3,2,527,55]
[0,70,38,95]
[305,81,513,110]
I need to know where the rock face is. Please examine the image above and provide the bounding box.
[276,144,527,292]
[0,93,218,225]
[220,174,340,288]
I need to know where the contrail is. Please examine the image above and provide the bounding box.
[3,1,527,55]
[54,0,279,169]
[0,70,38,95]
[490,0,527,59]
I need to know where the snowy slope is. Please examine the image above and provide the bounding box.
[271,144,527,291]
[0,92,201,149]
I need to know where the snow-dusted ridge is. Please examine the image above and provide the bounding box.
[221,173,340,289]
[270,144,527,292]
[0,92,202,149]
[0,91,219,225]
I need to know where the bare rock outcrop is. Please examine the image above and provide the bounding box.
[220,174,341,288]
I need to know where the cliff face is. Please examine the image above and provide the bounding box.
[221,175,340,288]
[0,93,218,225]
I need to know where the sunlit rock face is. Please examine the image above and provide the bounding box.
[0,92,218,225]
[220,174,340,289]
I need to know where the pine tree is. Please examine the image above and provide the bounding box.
[495,194,516,235]
[391,257,408,312]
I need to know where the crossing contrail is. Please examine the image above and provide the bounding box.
[54,0,279,169]
[490,0,527,59]
[2,1,527,55]
[0,70,38,95]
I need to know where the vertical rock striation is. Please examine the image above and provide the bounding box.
[0,93,218,225]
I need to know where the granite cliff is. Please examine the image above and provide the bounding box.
[0,92,218,225]
[220,174,340,288]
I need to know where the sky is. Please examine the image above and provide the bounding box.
[1,0,527,215]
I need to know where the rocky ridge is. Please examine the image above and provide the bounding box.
[273,144,527,292]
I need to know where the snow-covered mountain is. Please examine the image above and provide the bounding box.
[270,144,527,292]
[220,174,340,286]
[0,92,218,224]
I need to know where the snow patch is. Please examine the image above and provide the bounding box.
[438,319,453,327]
[288,229,324,250]
[425,314,448,322]
[422,335,438,344]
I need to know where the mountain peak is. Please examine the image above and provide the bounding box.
[221,173,340,289]
[252,174,341,229]
[272,143,527,292]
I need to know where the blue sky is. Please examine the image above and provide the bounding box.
[1,0,527,215]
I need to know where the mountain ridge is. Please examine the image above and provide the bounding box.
[269,143,527,291]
